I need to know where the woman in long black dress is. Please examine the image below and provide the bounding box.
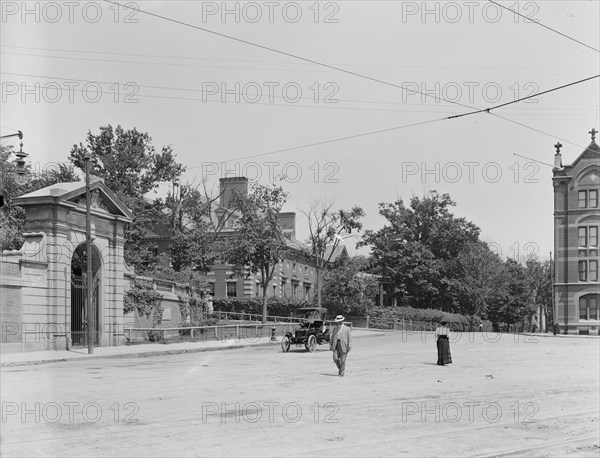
[435,321,452,366]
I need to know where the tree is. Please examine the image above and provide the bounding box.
[525,258,553,332]
[68,125,184,271]
[1,144,79,251]
[226,184,289,323]
[69,125,183,203]
[360,191,480,311]
[301,200,364,307]
[166,181,239,274]
[322,256,379,315]
[487,259,536,329]
[455,240,506,322]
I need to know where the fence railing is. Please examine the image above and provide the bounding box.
[119,322,301,345]
[212,310,300,323]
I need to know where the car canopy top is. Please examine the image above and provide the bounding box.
[296,308,327,319]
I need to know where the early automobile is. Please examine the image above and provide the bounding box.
[281,307,330,353]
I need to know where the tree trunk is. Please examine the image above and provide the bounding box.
[262,291,268,324]
[316,267,323,307]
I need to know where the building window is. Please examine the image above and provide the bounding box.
[304,285,311,300]
[579,227,587,247]
[580,302,588,320]
[590,190,598,208]
[579,295,599,320]
[590,226,598,247]
[579,190,587,208]
[226,281,237,298]
[272,285,277,297]
[281,280,287,297]
[578,225,599,282]
[578,261,587,281]
[590,261,599,282]
[292,281,299,299]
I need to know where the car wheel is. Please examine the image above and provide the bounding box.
[281,336,291,352]
[307,335,317,353]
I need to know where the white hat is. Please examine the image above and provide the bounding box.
[334,315,345,322]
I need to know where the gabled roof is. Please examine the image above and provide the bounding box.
[566,139,600,169]
[14,177,134,220]
[285,237,310,252]
[324,244,348,262]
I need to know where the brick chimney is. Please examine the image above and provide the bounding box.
[277,212,296,240]
[219,177,248,208]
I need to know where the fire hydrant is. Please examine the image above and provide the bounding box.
[271,327,277,342]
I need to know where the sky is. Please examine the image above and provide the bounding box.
[1,0,599,261]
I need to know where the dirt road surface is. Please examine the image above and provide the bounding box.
[1,331,599,457]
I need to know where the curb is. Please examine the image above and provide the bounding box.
[1,332,385,368]
[522,333,600,339]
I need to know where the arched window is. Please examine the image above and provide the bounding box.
[577,169,599,208]
[579,294,599,320]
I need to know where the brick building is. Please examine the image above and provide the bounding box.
[141,176,320,301]
[552,129,600,335]
[208,177,318,301]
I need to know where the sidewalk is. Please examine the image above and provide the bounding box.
[523,332,600,339]
[0,329,384,367]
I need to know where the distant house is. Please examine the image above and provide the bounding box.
[552,130,600,335]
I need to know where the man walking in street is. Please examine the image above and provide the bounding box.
[330,315,351,376]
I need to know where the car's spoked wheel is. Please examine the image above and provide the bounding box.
[307,335,317,353]
[281,336,291,352]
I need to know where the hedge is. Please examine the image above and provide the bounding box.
[213,297,313,318]
[212,299,493,331]
[366,306,492,331]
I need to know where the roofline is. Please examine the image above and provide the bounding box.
[562,141,599,169]
[14,180,134,221]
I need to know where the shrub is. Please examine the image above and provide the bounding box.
[124,280,163,327]
[213,297,312,318]
[367,306,472,330]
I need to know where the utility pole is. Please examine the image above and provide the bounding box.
[550,251,556,335]
[85,153,94,354]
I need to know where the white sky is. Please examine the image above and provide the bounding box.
[2,1,599,261]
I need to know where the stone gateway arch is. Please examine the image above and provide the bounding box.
[0,178,133,352]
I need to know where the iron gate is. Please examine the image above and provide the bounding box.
[71,273,100,346]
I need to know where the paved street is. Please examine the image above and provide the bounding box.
[1,332,599,457]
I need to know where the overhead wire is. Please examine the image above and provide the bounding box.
[487,0,600,54]
[3,44,597,81]
[448,75,600,119]
[185,118,449,169]
[3,2,596,167]
[101,0,481,113]
[4,72,595,116]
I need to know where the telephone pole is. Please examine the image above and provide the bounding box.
[85,153,94,354]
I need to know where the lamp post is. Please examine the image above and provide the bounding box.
[84,153,94,354]
[0,130,28,182]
